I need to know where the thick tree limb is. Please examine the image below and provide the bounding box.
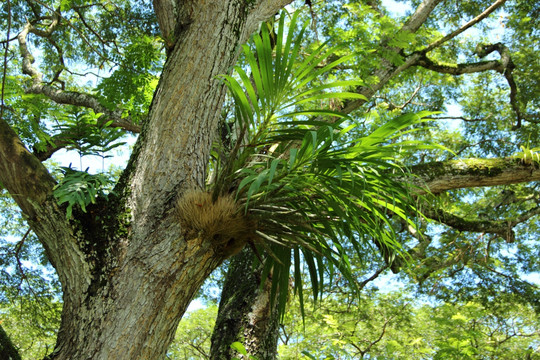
[152,0,181,50]
[0,116,55,218]
[404,157,540,245]
[416,54,506,75]
[0,112,92,305]
[24,84,141,132]
[245,0,295,36]
[401,0,444,33]
[410,158,540,194]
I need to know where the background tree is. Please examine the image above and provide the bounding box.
[277,289,540,359]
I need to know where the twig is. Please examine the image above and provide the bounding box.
[14,229,32,294]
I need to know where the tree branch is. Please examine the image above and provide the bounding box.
[152,0,179,50]
[422,207,540,243]
[0,111,91,300]
[422,0,508,53]
[0,116,56,218]
[401,0,444,33]
[25,84,141,132]
[415,41,526,123]
[245,0,295,37]
[16,18,141,141]
[0,0,11,122]
[416,54,506,75]
[410,158,540,194]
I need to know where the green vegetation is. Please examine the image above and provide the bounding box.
[0,0,539,359]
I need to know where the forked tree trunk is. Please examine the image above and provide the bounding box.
[0,1,292,359]
[210,248,280,360]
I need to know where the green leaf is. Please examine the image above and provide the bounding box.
[230,342,248,355]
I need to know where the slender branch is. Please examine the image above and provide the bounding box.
[0,34,18,44]
[374,81,424,111]
[427,116,488,122]
[14,229,32,291]
[64,68,106,79]
[359,305,406,358]
[358,265,388,290]
[422,0,508,53]
[0,0,11,121]
[73,7,115,52]
[485,266,539,290]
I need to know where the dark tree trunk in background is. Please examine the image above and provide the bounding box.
[210,248,280,360]
[0,324,21,360]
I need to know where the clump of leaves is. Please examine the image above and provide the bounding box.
[210,10,436,316]
[53,167,113,219]
[513,145,540,165]
[52,110,126,163]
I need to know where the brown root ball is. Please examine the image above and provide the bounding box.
[175,190,254,257]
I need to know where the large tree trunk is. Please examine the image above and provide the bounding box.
[0,1,291,359]
[210,249,280,360]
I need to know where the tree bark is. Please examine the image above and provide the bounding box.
[1,1,292,359]
[410,157,540,194]
[210,249,280,360]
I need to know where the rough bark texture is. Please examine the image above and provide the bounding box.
[210,248,279,360]
[1,1,292,359]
